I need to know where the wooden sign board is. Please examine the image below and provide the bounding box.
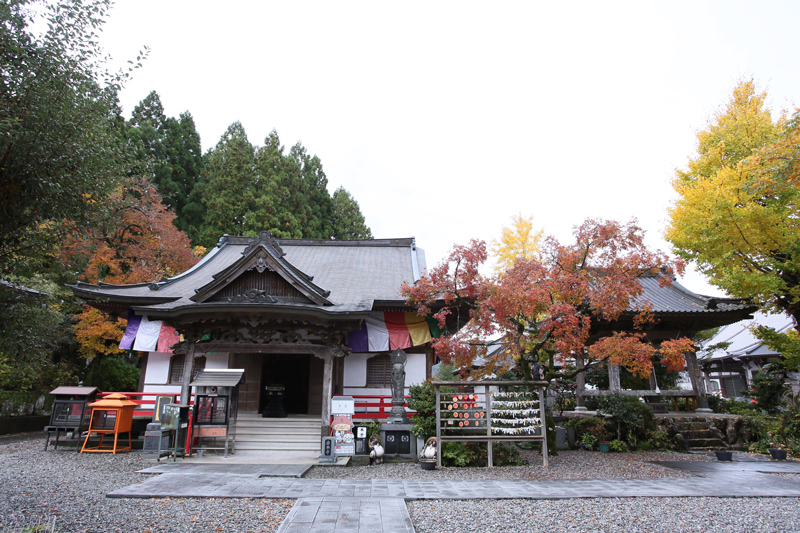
[195,427,227,437]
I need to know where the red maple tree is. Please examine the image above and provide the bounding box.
[402,219,694,381]
[63,177,200,357]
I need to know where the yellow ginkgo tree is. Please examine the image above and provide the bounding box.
[490,214,544,272]
[666,79,800,369]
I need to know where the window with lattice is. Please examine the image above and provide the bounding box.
[168,355,206,384]
[366,354,392,387]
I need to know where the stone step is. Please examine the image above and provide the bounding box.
[236,441,320,451]
[680,430,718,440]
[686,437,727,448]
[236,431,320,442]
[675,422,711,431]
[226,415,323,453]
[235,426,319,435]
[235,421,320,431]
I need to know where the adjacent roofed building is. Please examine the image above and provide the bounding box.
[698,312,797,398]
[578,275,757,411]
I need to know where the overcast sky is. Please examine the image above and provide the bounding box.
[97,1,800,296]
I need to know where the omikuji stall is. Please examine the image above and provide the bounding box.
[190,369,245,457]
[80,393,138,454]
[44,386,99,451]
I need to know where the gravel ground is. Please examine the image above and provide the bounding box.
[0,439,291,533]
[3,436,800,533]
[406,497,800,533]
[304,448,713,480]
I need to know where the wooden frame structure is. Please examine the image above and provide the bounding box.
[80,393,137,454]
[432,380,549,468]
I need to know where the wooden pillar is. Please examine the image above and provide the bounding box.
[179,343,195,407]
[608,364,621,392]
[685,351,711,411]
[320,348,334,437]
[575,354,587,411]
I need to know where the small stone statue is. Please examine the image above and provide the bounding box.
[419,437,437,461]
[387,349,409,423]
[391,350,406,404]
[369,434,384,466]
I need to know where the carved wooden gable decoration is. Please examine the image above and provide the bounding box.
[191,231,333,306]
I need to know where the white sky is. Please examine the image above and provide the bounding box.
[98,0,800,297]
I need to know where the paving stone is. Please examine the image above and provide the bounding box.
[108,459,800,532]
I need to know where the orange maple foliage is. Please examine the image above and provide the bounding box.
[403,219,691,380]
[64,177,200,357]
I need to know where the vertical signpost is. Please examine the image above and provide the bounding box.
[330,396,355,457]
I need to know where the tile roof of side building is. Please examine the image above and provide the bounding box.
[700,311,796,360]
[633,275,754,314]
[70,235,425,315]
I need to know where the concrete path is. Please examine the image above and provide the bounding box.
[277,497,414,533]
[107,458,800,532]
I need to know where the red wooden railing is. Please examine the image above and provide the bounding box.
[103,392,416,453]
[329,394,418,426]
[102,392,409,419]
[349,394,410,419]
[100,391,195,417]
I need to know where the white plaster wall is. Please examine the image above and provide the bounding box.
[144,352,171,386]
[406,352,426,386]
[142,351,229,395]
[343,353,371,387]
[343,352,426,397]
[205,353,229,370]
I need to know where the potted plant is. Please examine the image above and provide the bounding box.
[581,433,598,451]
[769,447,788,461]
[714,450,733,461]
[598,441,611,453]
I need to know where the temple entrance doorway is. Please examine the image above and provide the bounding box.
[230,353,323,415]
[261,354,308,415]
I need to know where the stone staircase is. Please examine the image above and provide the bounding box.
[667,418,727,450]
[233,413,321,453]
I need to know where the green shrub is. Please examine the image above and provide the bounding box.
[610,439,629,452]
[748,371,786,413]
[708,395,758,415]
[441,442,526,467]
[573,416,614,442]
[597,393,654,441]
[644,429,671,450]
[408,381,436,440]
[552,374,577,416]
[84,355,140,392]
[367,420,382,438]
[441,442,487,467]
[581,433,598,450]
[492,442,527,466]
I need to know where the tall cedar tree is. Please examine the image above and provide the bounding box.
[330,187,372,239]
[127,91,205,245]
[403,219,694,381]
[199,123,371,247]
[666,80,800,369]
[199,121,257,246]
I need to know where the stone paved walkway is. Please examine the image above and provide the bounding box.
[107,459,800,532]
[277,497,414,533]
